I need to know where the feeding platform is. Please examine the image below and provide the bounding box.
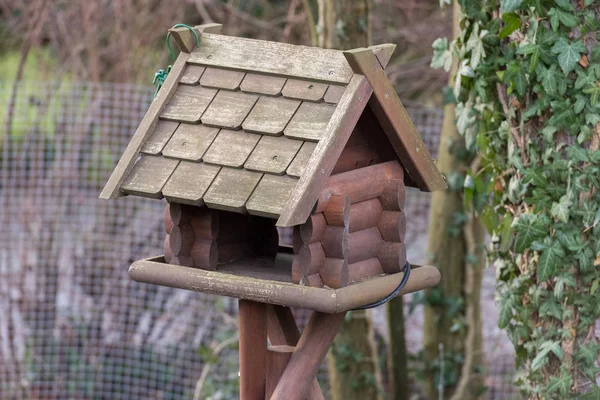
[100,23,445,400]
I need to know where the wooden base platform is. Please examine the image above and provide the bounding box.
[129,253,440,313]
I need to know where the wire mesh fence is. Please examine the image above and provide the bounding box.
[0,80,518,399]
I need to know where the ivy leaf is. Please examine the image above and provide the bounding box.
[514,213,547,253]
[549,8,578,30]
[547,375,572,397]
[498,296,513,329]
[465,23,487,69]
[538,240,565,281]
[501,0,522,13]
[531,341,562,371]
[537,64,560,95]
[551,195,573,223]
[552,39,587,74]
[500,13,521,39]
[431,38,452,72]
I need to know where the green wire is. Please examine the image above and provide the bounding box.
[154,23,200,98]
[165,23,200,60]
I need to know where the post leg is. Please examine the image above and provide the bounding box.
[239,300,268,400]
[270,311,346,400]
[266,306,325,400]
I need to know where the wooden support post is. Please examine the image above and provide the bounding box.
[266,346,294,399]
[239,300,268,400]
[266,306,325,400]
[270,312,346,400]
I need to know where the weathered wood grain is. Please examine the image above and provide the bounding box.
[241,96,300,136]
[320,226,348,259]
[201,90,258,129]
[297,242,326,275]
[284,102,337,142]
[380,179,406,211]
[348,258,384,283]
[347,227,383,264]
[303,273,324,288]
[348,198,383,233]
[162,124,219,161]
[203,167,262,213]
[377,242,407,274]
[299,213,327,244]
[240,73,287,95]
[323,194,350,227]
[270,312,346,400]
[100,53,188,199]
[282,79,328,101]
[120,155,179,198]
[324,85,346,104]
[190,239,218,270]
[314,161,403,213]
[370,43,396,68]
[130,257,442,312]
[179,65,205,85]
[343,48,447,192]
[378,210,406,243]
[162,162,220,205]
[238,300,267,400]
[266,346,293,399]
[140,120,179,155]
[190,209,219,240]
[160,85,217,123]
[202,129,260,168]
[169,222,195,256]
[277,75,372,227]
[331,145,379,175]
[200,67,246,90]
[244,135,302,175]
[286,141,316,178]
[246,174,298,218]
[187,33,354,84]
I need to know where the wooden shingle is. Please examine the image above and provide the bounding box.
[286,141,317,177]
[246,175,298,218]
[282,79,328,102]
[244,136,303,175]
[200,68,245,90]
[203,129,260,168]
[140,120,179,155]
[179,65,205,85]
[241,97,300,135]
[284,102,337,141]
[162,124,219,161]
[240,74,286,96]
[162,161,220,205]
[160,85,217,123]
[121,155,179,198]
[201,90,258,129]
[204,167,262,212]
[324,85,346,104]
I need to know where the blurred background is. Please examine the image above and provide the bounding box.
[0,1,516,399]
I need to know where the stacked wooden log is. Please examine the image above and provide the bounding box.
[164,204,280,268]
[292,160,407,289]
[164,203,218,269]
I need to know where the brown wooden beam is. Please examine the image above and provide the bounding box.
[343,48,447,192]
[239,300,267,400]
[270,311,346,400]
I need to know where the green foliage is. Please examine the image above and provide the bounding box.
[432,0,600,397]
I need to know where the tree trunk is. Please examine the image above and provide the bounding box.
[387,296,410,399]
[422,2,485,399]
[315,2,384,400]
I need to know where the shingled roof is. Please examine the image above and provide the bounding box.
[100,24,446,227]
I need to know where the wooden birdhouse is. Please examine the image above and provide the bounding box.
[101,23,445,400]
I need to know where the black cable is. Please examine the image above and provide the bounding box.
[351,261,411,310]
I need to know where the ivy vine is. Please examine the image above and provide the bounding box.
[432,0,600,398]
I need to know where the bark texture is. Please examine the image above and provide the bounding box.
[422,2,485,399]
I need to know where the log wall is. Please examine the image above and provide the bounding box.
[164,204,280,269]
[292,160,407,288]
